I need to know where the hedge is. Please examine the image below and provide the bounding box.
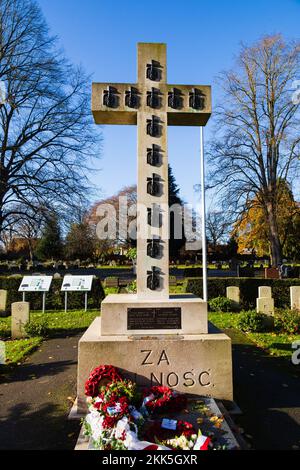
[0,276,105,312]
[184,277,300,309]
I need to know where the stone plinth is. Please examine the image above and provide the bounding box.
[76,317,233,414]
[290,286,300,310]
[11,301,30,339]
[101,293,208,336]
[256,297,274,315]
[0,290,7,317]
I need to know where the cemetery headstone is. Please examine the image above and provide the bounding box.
[0,289,8,317]
[258,286,272,298]
[256,297,274,315]
[265,267,279,279]
[256,297,275,315]
[226,286,240,310]
[290,286,300,310]
[104,277,119,288]
[257,285,274,315]
[76,43,233,414]
[0,340,5,365]
[11,301,30,339]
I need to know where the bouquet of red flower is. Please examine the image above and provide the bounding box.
[85,364,123,398]
[83,365,214,451]
[89,378,138,426]
[142,385,187,414]
[142,418,199,450]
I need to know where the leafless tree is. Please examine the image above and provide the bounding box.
[206,211,229,249]
[208,35,300,266]
[0,0,101,241]
[88,185,137,248]
[6,204,47,260]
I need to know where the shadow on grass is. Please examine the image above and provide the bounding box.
[45,327,89,338]
[0,358,77,384]
[222,328,300,449]
[269,342,294,352]
[0,402,80,450]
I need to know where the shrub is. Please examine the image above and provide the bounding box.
[126,280,137,294]
[237,311,267,332]
[24,319,49,337]
[274,309,300,334]
[209,296,232,312]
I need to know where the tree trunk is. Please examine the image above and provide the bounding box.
[266,201,282,267]
[27,239,34,263]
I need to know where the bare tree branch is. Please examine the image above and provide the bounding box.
[0,0,102,240]
[208,35,300,266]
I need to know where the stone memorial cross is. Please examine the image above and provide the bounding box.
[92,43,211,299]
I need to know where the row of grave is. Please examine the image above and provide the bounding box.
[1,280,300,315]
[4,285,300,344]
[226,285,300,314]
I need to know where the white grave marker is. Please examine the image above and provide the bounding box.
[11,301,30,339]
[226,286,240,309]
[0,289,7,317]
[290,286,300,310]
[0,340,5,364]
[258,286,272,298]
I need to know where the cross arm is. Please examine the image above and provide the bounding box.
[92,82,212,126]
[92,83,139,125]
[166,85,211,126]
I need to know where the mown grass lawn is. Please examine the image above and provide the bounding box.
[3,337,42,366]
[209,312,300,358]
[0,309,99,367]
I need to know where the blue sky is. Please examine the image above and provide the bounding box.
[37,0,300,207]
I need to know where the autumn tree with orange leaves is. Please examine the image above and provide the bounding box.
[233,180,300,260]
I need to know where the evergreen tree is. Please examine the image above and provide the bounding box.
[35,213,63,260]
[168,165,185,259]
[65,222,95,261]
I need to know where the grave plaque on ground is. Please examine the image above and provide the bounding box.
[11,301,30,339]
[76,43,233,414]
[0,289,7,317]
[290,286,300,310]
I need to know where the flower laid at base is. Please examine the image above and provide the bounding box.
[82,364,225,451]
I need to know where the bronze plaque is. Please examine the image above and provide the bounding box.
[127,307,181,330]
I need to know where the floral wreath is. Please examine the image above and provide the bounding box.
[142,385,187,413]
[85,364,123,398]
[142,419,196,445]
